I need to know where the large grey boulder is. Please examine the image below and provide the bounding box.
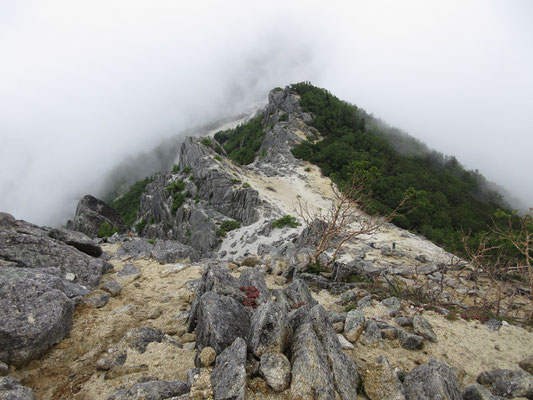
[477,369,533,399]
[72,194,125,238]
[106,380,189,400]
[0,214,109,288]
[238,268,271,306]
[344,310,366,343]
[309,305,360,400]
[187,264,243,332]
[195,292,250,354]
[403,360,462,400]
[48,227,103,257]
[248,301,291,357]
[275,279,318,312]
[0,376,36,400]
[117,238,154,260]
[211,337,247,400]
[0,270,74,367]
[290,322,337,399]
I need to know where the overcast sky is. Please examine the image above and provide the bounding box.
[1,0,532,226]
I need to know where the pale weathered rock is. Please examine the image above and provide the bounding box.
[344,310,366,343]
[337,334,354,350]
[48,227,103,257]
[106,380,189,400]
[211,337,247,400]
[0,376,36,400]
[101,280,122,297]
[96,349,127,371]
[477,369,533,399]
[198,347,216,367]
[403,360,462,400]
[121,327,164,353]
[413,315,437,343]
[360,355,405,400]
[259,352,291,392]
[83,291,111,308]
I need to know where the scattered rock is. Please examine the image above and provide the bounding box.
[118,264,141,278]
[106,380,189,400]
[403,360,462,400]
[276,279,318,312]
[520,355,533,375]
[463,384,506,400]
[104,364,149,380]
[357,295,373,309]
[0,376,36,400]
[337,334,354,350]
[486,319,503,332]
[96,349,127,371]
[121,327,164,353]
[381,297,402,315]
[416,262,439,275]
[360,355,405,400]
[83,291,111,308]
[477,369,533,399]
[211,337,247,400]
[259,352,291,392]
[198,347,216,368]
[398,329,424,350]
[360,319,382,347]
[100,280,122,297]
[151,240,200,263]
[413,315,438,343]
[344,310,366,342]
[395,316,413,327]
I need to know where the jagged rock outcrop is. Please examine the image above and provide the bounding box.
[106,380,190,400]
[477,369,533,399]
[403,360,462,400]
[210,337,247,400]
[71,195,125,237]
[0,212,108,367]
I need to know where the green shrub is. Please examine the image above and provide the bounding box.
[171,193,185,214]
[166,180,185,192]
[183,166,193,174]
[171,164,180,174]
[214,155,222,161]
[110,178,152,228]
[273,87,283,92]
[97,222,119,238]
[241,257,262,267]
[272,215,300,229]
[230,178,241,184]
[216,220,241,237]
[135,218,147,234]
[243,182,250,188]
[279,113,288,122]
[148,239,155,245]
[307,262,327,275]
[200,138,212,146]
[214,116,265,165]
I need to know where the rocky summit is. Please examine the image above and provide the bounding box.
[1,85,532,400]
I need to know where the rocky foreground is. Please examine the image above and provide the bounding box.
[2,86,533,399]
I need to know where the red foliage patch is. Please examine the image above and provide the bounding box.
[240,285,260,309]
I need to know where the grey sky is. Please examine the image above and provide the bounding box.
[1,0,532,225]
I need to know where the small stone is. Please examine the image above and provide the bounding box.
[344,310,366,342]
[101,280,122,297]
[486,319,502,332]
[180,333,196,343]
[333,321,345,333]
[248,377,269,393]
[413,315,437,343]
[463,384,504,400]
[198,347,216,367]
[96,349,127,371]
[358,295,373,308]
[0,376,36,399]
[360,355,405,400]
[84,291,111,308]
[259,352,291,392]
[398,329,424,350]
[395,316,413,327]
[360,319,382,347]
[381,328,398,340]
[337,334,354,350]
[519,355,533,375]
[183,342,195,351]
